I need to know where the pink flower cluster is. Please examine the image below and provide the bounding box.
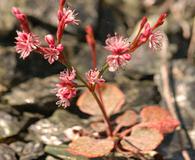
[148,31,163,50]
[85,68,105,85]
[55,68,77,108]
[138,23,164,51]
[105,34,131,72]
[15,31,40,59]
[42,34,64,64]
[12,0,78,64]
[12,0,167,109]
[12,7,40,59]
[104,13,167,72]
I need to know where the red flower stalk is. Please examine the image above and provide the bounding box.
[85,25,96,49]
[85,25,97,69]
[12,7,30,33]
[59,0,66,11]
[130,13,167,52]
[152,13,168,30]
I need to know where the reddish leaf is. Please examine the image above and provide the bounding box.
[90,121,106,132]
[120,125,163,152]
[77,84,125,116]
[116,110,138,127]
[66,136,114,158]
[140,106,180,134]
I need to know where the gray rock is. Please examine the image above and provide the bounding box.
[155,59,195,129]
[16,0,99,33]
[124,45,162,79]
[95,1,127,41]
[0,1,16,37]
[14,53,64,84]
[2,75,58,112]
[0,47,17,95]
[171,60,195,115]
[155,59,195,150]
[171,60,195,146]
[105,0,141,22]
[69,0,99,31]
[46,156,60,160]
[45,145,89,160]
[28,119,67,145]
[116,76,159,110]
[0,144,17,160]
[0,111,23,139]
[27,109,83,145]
[72,43,114,81]
[70,43,106,73]
[166,149,195,160]
[10,141,44,160]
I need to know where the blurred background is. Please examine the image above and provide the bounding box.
[0,0,195,159]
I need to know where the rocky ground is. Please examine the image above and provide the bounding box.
[0,0,195,159]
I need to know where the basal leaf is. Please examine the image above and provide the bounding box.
[90,121,106,132]
[116,110,138,127]
[66,136,114,158]
[140,106,180,134]
[120,125,163,152]
[77,84,125,116]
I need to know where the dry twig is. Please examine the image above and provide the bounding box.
[187,17,195,63]
[159,35,193,160]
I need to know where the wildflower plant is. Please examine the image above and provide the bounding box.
[12,0,179,159]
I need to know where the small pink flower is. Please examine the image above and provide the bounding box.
[85,25,96,47]
[132,13,167,50]
[138,23,152,44]
[85,68,105,85]
[105,34,130,54]
[105,34,131,71]
[57,7,79,42]
[56,87,77,100]
[15,31,40,59]
[43,34,64,64]
[56,98,70,108]
[58,8,79,25]
[55,68,77,108]
[45,34,55,48]
[43,47,60,64]
[106,54,131,72]
[59,68,76,83]
[148,31,163,50]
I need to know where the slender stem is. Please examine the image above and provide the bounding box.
[61,56,113,136]
[76,84,86,88]
[119,127,132,138]
[100,63,109,76]
[187,17,195,63]
[90,90,113,137]
[76,71,113,136]
[91,47,97,69]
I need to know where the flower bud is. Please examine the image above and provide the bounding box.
[45,34,55,46]
[56,44,64,52]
